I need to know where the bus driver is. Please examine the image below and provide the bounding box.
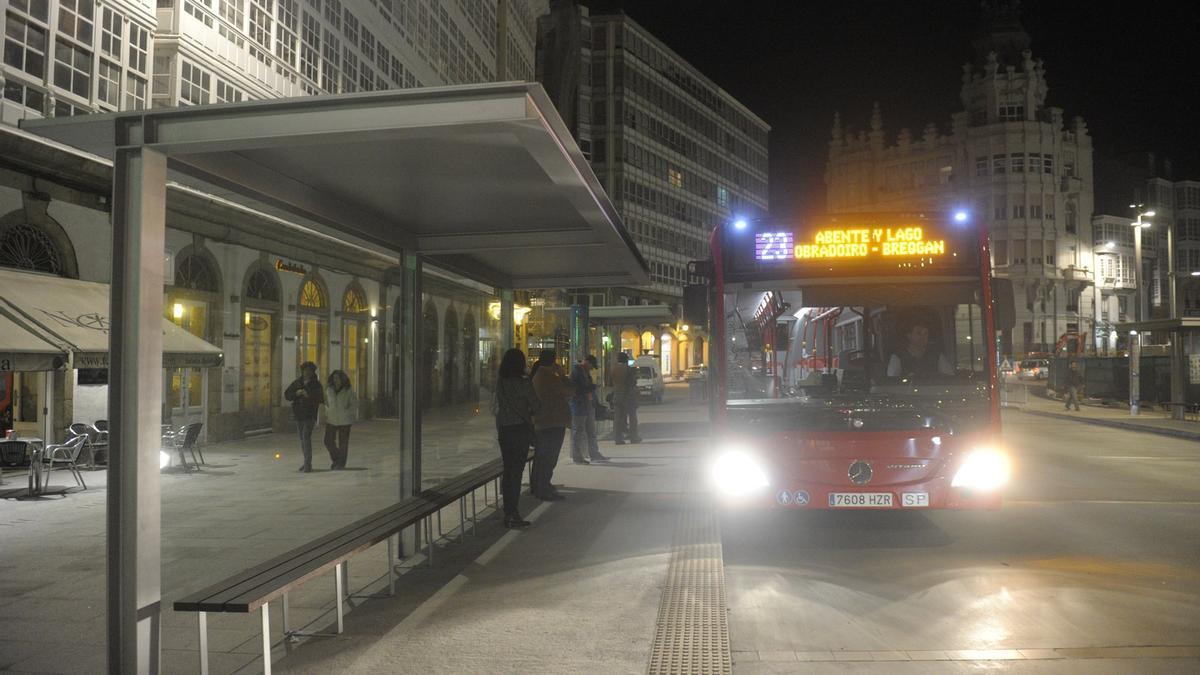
[887,316,954,378]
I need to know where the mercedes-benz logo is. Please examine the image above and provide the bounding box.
[848,460,873,485]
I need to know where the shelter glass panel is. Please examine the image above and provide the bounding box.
[420,266,500,490]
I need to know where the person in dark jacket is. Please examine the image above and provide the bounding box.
[493,348,540,528]
[1064,361,1083,411]
[610,351,641,444]
[568,354,608,464]
[530,349,573,500]
[284,361,324,472]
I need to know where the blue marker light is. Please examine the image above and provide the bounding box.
[734,218,749,230]
[953,210,969,223]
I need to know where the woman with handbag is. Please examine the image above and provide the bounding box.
[493,348,540,528]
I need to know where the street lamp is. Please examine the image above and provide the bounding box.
[1128,204,1154,416]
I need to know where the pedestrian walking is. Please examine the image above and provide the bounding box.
[323,369,358,469]
[610,352,642,445]
[529,349,573,500]
[1065,361,1083,411]
[492,348,540,528]
[569,354,608,464]
[284,361,324,472]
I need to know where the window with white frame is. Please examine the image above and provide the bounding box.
[127,22,148,73]
[342,46,357,92]
[215,79,242,102]
[994,194,1007,220]
[9,0,50,21]
[53,38,91,98]
[323,0,340,29]
[360,27,374,64]
[321,28,339,91]
[180,59,211,105]
[1040,153,1053,174]
[124,73,146,109]
[97,59,120,107]
[341,6,357,42]
[299,10,318,82]
[1012,204,1025,219]
[975,156,987,176]
[248,0,272,49]
[100,6,122,58]
[2,80,46,112]
[4,14,48,79]
[992,154,1006,175]
[1011,153,1024,173]
[57,0,95,44]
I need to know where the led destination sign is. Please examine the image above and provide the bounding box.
[755,226,948,262]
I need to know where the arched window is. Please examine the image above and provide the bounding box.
[244,266,280,303]
[297,274,330,374]
[175,252,220,292]
[342,283,368,314]
[0,223,65,275]
[299,277,328,309]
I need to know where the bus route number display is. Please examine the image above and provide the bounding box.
[754,227,947,262]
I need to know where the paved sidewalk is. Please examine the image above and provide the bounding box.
[1005,385,1200,441]
[277,391,711,674]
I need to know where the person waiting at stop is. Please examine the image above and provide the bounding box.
[887,315,953,378]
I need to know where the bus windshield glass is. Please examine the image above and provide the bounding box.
[722,281,989,427]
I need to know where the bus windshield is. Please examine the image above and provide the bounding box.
[722,281,989,426]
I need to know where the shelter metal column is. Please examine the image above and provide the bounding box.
[501,289,514,351]
[108,144,167,674]
[399,254,421,555]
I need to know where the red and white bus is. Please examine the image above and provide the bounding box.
[690,212,1013,509]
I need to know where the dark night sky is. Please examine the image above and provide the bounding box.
[581,1,1200,221]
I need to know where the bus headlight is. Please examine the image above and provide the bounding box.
[711,448,769,496]
[951,448,1010,491]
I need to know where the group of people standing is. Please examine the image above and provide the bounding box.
[493,349,643,528]
[285,361,359,473]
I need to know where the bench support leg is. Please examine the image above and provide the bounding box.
[387,535,396,596]
[459,496,467,543]
[282,592,290,639]
[198,612,209,675]
[471,490,477,535]
[261,602,272,675]
[335,562,345,634]
[426,517,435,567]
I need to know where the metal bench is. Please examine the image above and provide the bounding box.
[174,456,518,674]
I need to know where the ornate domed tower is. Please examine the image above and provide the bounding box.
[826,0,1096,357]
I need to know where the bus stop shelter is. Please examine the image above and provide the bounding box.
[21,82,647,673]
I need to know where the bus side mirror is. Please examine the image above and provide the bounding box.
[683,284,708,327]
[991,277,1015,330]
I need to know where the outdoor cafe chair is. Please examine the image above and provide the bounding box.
[68,423,100,469]
[41,434,88,491]
[178,423,204,469]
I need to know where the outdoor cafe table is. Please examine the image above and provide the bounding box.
[17,438,46,496]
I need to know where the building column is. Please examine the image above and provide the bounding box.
[108,145,166,674]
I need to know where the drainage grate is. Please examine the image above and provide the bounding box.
[647,495,731,675]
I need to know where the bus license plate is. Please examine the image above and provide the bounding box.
[828,492,893,508]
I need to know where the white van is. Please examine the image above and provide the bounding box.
[632,356,665,403]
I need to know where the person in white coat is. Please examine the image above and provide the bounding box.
[323,370,358,470]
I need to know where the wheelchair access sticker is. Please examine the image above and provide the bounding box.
[793,490,810,506]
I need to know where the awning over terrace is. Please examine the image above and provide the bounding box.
[0,269,223,369]
[21,82,649,288]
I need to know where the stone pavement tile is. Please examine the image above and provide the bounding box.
[5,641,104,674]
[947,649,1023,660]
[871,650,912,661]
[832,650,875,661]
[161,647,259,675]
[758,650,798,662]
[0,640,42,669]
[1017,648,1063,659]
[0,597,104,622]
[731,650,760,662]
[794,651,835,661]
[906,650,952,660]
